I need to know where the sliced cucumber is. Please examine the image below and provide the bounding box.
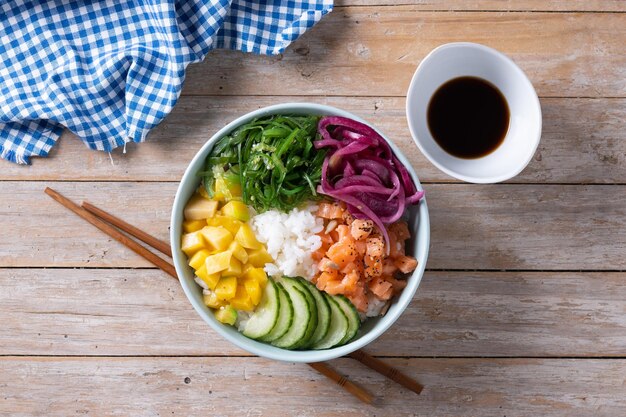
[311,293,348,350]
[241,280,279,340]
[271,277,312,349]
[259,282,293,342]
[287,277,319,349]
[297,277,330,348]
[333,295,361,345]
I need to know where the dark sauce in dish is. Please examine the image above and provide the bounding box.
[427,76,510,159]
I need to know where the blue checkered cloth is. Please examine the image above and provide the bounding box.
[0,0,333,164]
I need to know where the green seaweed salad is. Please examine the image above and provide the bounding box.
[200,115,327,213]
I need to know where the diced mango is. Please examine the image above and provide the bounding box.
[221,201,250,222]
[229,285,255,311]
[203,291,227,309]
[215,305,237,325]
[181,231,206,256]
[183,219,206,233]
[184,194,218,220]
[222,256,242,278]
[228,241,249,264]
[188,249,212,270]
[205,251,233,275]
[242,263,255,276]
[195,264,220,290]
[207,216,242,235]
[243,277,262,305]
[247,247,273,268]
[243,267,268,288]
[200,226,233,251]
[214,276,238,300]
[235,223,263,250]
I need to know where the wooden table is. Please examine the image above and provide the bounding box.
[1,1,625,416]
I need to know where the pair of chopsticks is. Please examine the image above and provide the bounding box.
[44,187,423,404]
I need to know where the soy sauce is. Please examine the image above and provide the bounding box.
[427,76,509,159]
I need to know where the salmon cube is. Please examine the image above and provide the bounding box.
[394,255,418,274]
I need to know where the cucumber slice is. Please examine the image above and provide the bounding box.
[333,295,361,345]
[287,277,319,349]
[271,277,312,349]
[311,293,348,350]
[258,282,293,342]
[241,280,279,340]
[297,278,331,348]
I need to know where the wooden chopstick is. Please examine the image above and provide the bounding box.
[349,350,423,395]
[45,187,422,402]
[44,188,177,279]
[82,201,172,257]
[308,362,375,405]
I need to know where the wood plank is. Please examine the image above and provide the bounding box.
[339,0,626,12]
[184,10,626,98]
[1,97,625,184]
[1,182,625,270]
[1,357,625,416]
[1,269,625,357]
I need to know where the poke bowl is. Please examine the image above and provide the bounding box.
[171,103,429,362]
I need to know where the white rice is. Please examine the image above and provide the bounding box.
[249,205,324,279]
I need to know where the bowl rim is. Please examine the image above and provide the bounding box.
[406,42,542,184]
[171,102,430,362]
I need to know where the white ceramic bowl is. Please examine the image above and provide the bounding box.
[406,42,542,183]
[171,103,430,362]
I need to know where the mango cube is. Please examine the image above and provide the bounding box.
[188,249,212,270]
[214,175,242,201]
[235,223,263,250]
[243,267,268,288]
[229,285,255,311]
[228,241,249,264]
[181,231,206,256]
[207,216,242,235]
[221,200,250,222]
[183,219,206,233]
[205,251,233,275]
[215,305,237,325]
[222,256,242,278]
[184,194,218,220]
[203,291,226,308]
[247,247,273,268]
[197,185,210,200]
[200,226,233,251]
[214,276,238,300]
[195,264,220,290]
[242,263,255,276]
[243,277,262,305]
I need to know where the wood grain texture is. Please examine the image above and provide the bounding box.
[2,269,625,357]
[183,10,626,98]
[1,97,624,184]
[1,357,625,417]
[339,0,626,12]
[2,182,625,270]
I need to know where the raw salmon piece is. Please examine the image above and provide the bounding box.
[341,270,361,294]
[384,275,408,293]
[319,257,340,273]
[350,219,374,241]
[382,258,398,275]
[327,240,358,268]
[368,278,393,300]
[355,240,367,256]
[347,283,368,312]
[366,236,384,258]
[389,221,411,241]
[317,202,344,219]
[316,270,339,292]
[394,255,418,274]
[336,224,351,241]
[324,279,346,295]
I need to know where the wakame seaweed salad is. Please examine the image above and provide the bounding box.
[200,115,327,213]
